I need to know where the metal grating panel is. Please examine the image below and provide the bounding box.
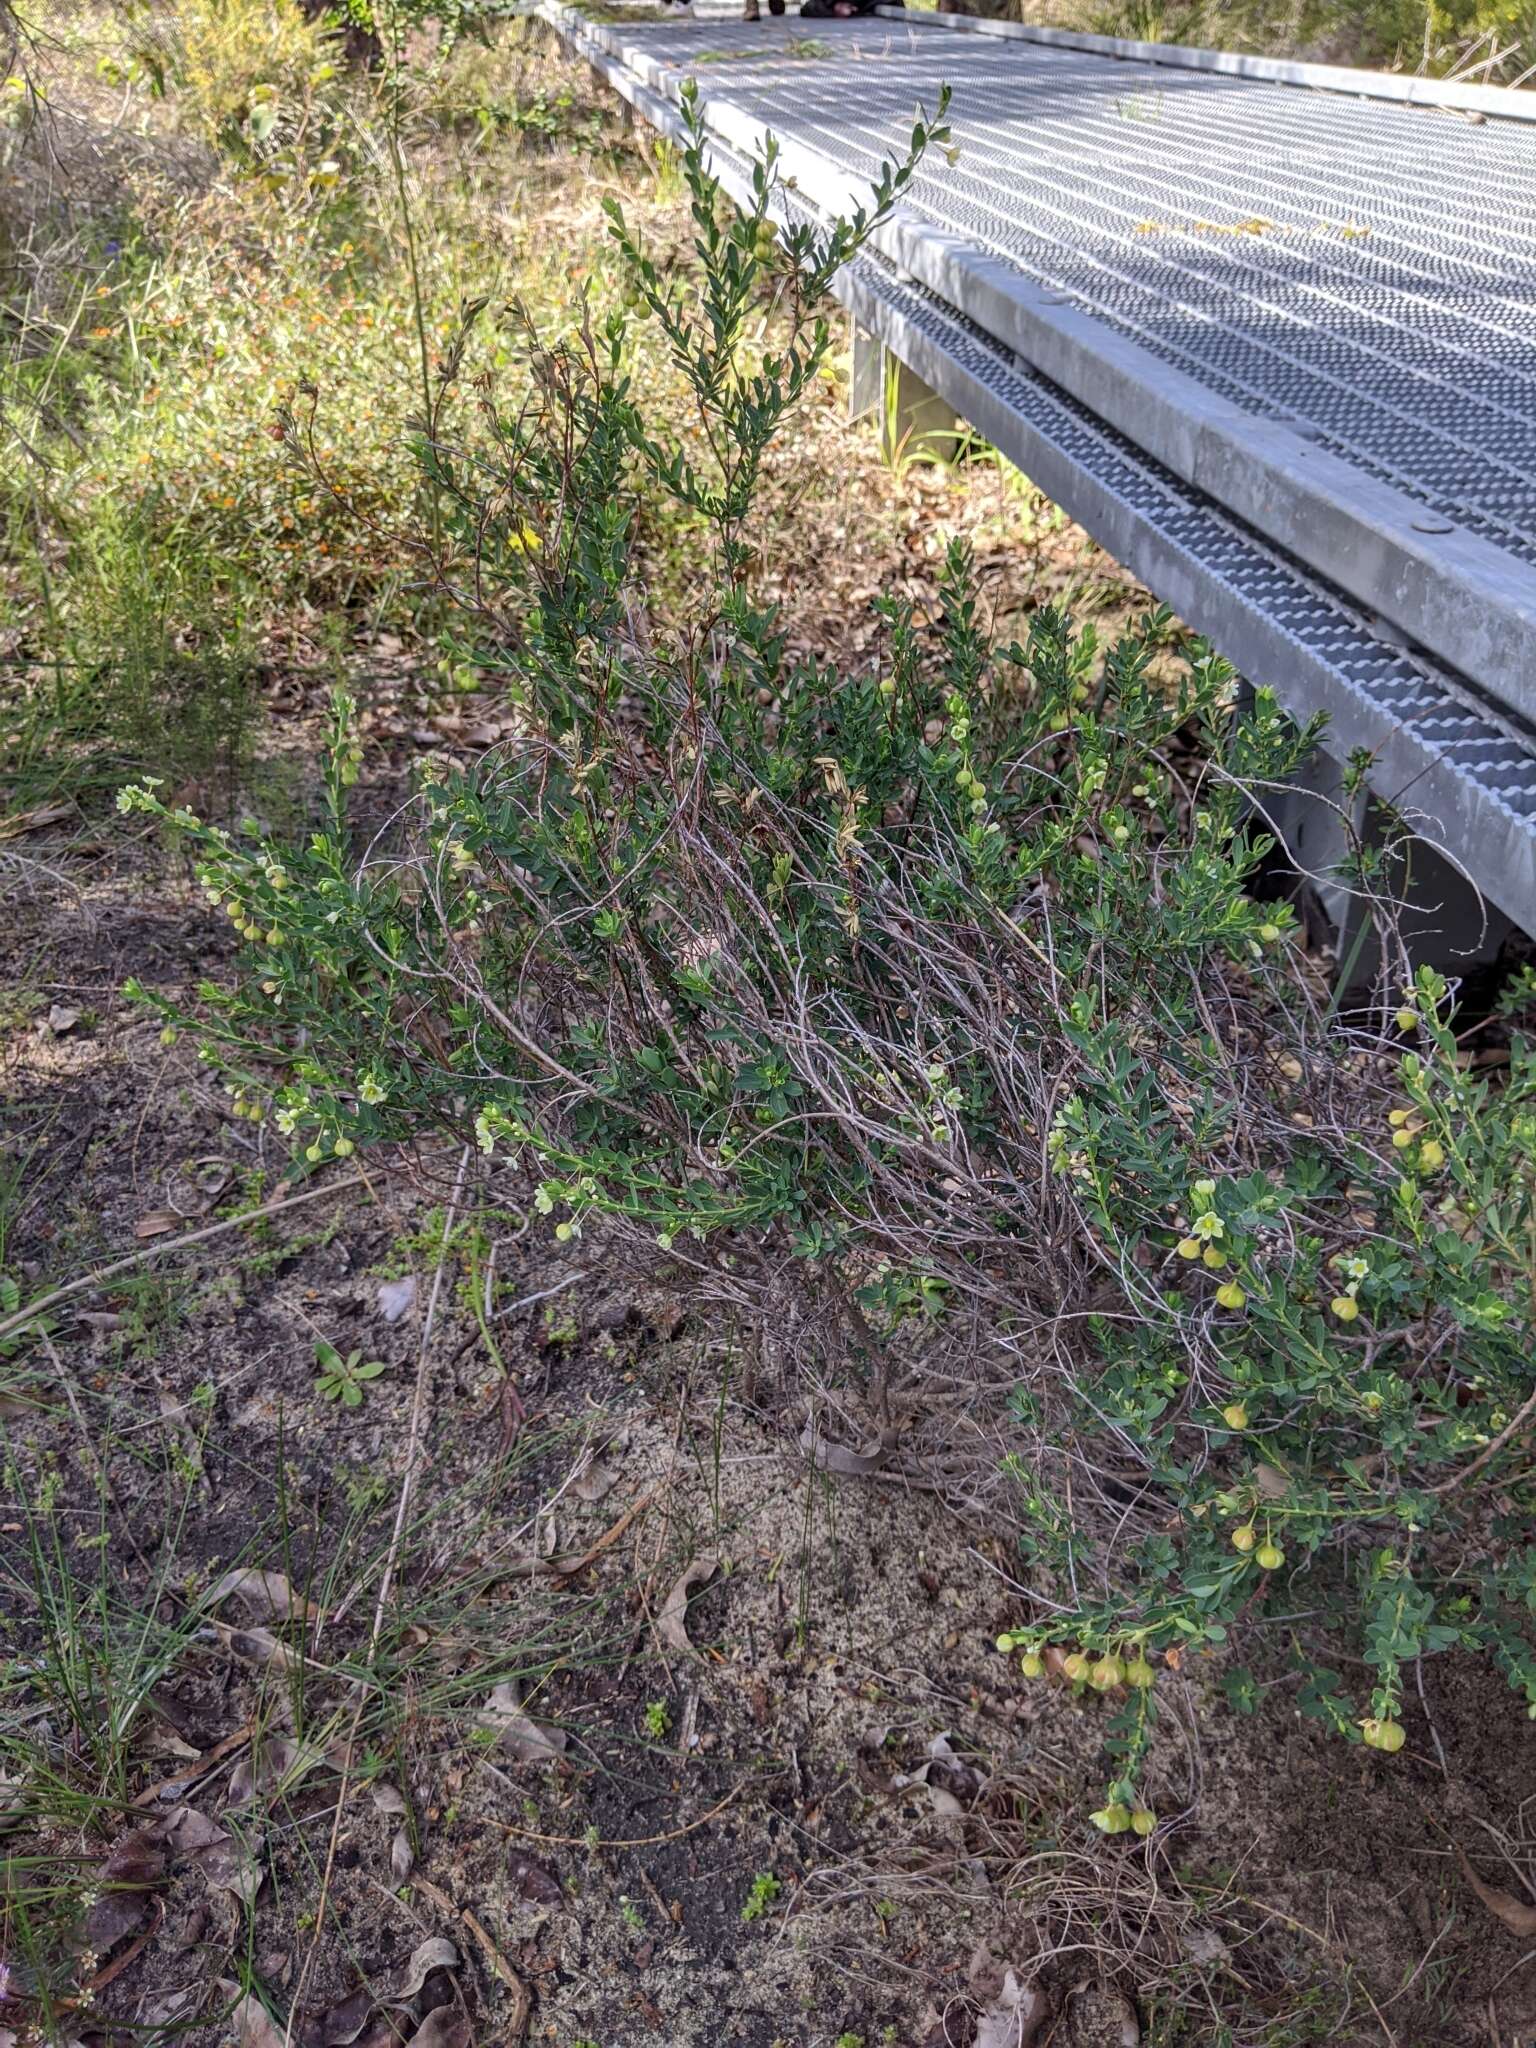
[545,1,1536,929]
[612,18,1536,557]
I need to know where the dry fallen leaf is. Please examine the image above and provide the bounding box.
[387,1936,460,2004]
[658,1554,720,1654]
[0,1772,27,1832]
[207,1566,323,1624]
[302,1936,461,2048]
[228,1734,326,1808]
[212,1621,302,1671]
[974,1969,1048,2048]
[47,1004,82,1035]
[162,1806,264,1904]
[377,1275,417,1323]
[477,1683,567,1765]
[571,1450,618,1503]
[219,1984,288,2048]
[391,1827,415,1881]
[507,1848,563,1905]
[799,1418,887,1477]
[404,2012,472,2048]
[134,1209,182,1239]
[302,1985,374,2048]
[85,1826,167,1951]
[1456,1844,1536,1936]
[0,801,74,837]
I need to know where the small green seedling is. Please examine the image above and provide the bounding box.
[643,1699,671,1739]
[313,1339,387,1407]
[740,1871,781,1923]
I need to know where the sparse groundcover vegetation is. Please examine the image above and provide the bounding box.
[0,0,645,807]
[124,89,1536,1830]
[4,2,1536,2045]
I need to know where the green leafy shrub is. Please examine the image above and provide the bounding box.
[120,89,1536,1820]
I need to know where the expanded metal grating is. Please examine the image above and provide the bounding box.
[605,14,1536,567]
[857,255,1536,819]
[546,1,1536,926]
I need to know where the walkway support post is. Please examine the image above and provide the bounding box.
[849,320,961,467]
[1258,741,1515,998]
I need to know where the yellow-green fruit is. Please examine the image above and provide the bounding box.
[1130,1808,1157,1836]
[1019,1651,1045,1679]
[1418,1139,1445,1170]
[1090,1655,1124,1692]
[1330,1295,1360,1322]
[1201,1244,1227,1269]
[1090,1803,1131,1835]
[1395,1007,1417,1032]
[1125,1657,1156,1689]
[1215,1282,1246,1310]
[1221,1402,1248,1431]
[1231,1523,1257,1554]
[1255,1541,1284,1571]
[332,1136,354,1158]
[1061,1652,1089,1682]
[1176,1237,1202,1260]
[1391,1127,1414,1150]
[1361,1717,1406,1753]
[995,1634,1015,1653]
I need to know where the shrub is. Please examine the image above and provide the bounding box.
[120,90,1536,1819]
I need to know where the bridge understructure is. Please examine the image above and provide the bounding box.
[546,0,1536,985]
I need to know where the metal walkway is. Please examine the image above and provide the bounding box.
[546,1,1536,934]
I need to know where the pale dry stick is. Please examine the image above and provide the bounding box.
[490,1271,590,1323]
[493,1488,656,1581]
[410,1874,531,2035]
[285,1148,471,2048]
[0,1169,399,1349]
[1429,1377,1536,1495]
